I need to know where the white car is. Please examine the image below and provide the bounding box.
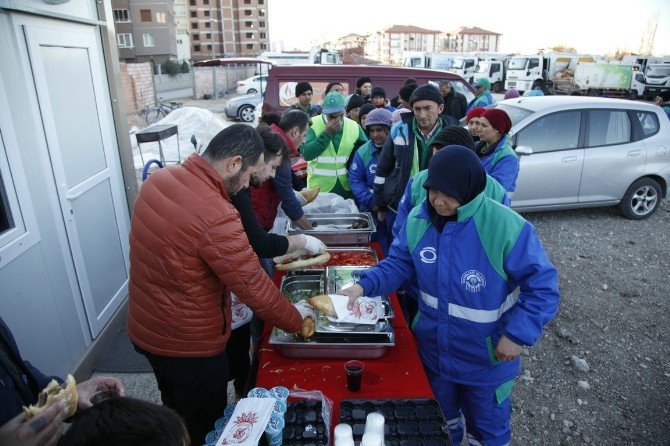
[236,75,268,95]
[496,96,670,219]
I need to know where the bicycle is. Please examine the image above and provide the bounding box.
[144,98,183,125]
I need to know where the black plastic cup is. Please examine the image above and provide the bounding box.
[345,360,364,392]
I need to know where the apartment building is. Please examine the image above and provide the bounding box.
[188,0,270,61]
[369,25,441,65]
[441,26,501,53]
[173,0,192,61]
[112,0,178,63]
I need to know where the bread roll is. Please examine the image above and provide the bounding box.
[300,316,315,338]
[24,374,78,419]
[308,295,337,317]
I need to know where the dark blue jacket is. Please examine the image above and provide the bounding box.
[0,317,59,426]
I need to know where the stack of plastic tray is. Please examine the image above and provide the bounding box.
[258,400,328,446]
[338,398,453,446]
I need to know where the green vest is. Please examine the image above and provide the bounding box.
[307,116,359,192]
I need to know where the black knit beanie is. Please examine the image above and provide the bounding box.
[358,103,376,124]
[409,84,444,106]
[371,86,386,98]
[399,83,418,102]
[295,81,313,97]
[356,76,372,89]
[346,94,366,113]
[432,126,476,152]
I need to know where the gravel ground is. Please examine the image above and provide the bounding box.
[510,200,670,445]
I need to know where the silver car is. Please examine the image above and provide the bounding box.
[224,94,262,123]
[496,96,670,219]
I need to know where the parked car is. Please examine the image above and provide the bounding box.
[224,94,262,123]
[260,64,476,115]
[496,96,670,219]
[236,74,268,95]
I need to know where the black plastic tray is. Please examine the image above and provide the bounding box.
[338,399,453,446]
[258,400,328,446]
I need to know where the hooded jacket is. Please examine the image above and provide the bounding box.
[127,154,302,357]
[349,140,382,212]
[358,194,560,385]
[479,134,520,193]
[466,89,495,113]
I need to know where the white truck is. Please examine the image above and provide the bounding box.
[504,52,598,94]
[472,54,515,93]
[642,63,670,99]
[259,48,342,65]
[572,63,645,99]
[402,52,455,71]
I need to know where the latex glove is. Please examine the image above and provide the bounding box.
[294,300,316,320]
[294,190,308,206]
[303,235,327,255]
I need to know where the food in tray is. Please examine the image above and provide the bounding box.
[308,294,337,317]
[310,219,369,231]
[300,315,316,338]
[322,251,376,267]
[273,249,330,271]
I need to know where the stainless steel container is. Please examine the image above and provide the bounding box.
[324,266,395,320]
[280,272,323,303]
[286,213,376,245]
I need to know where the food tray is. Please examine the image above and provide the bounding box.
[268,324,395,359]
[257,401,328,446]
[324,266,395,320]
[280,272,323,303]
[339,399,453,446]
[286,213,376,245]
[294,246,379,271]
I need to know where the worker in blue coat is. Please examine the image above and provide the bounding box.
[341,146,560,446]
[466,78,495,113]
[349,108,393,255]
[476,108,520,197]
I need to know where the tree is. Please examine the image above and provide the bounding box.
[638,12,660,55]
[180,61,190,74]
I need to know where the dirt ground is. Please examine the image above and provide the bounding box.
[511,201,670,445]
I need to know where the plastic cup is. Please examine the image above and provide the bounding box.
[89,388,121,405]
[344,360,364,392]
[270,386,289,404]
[364,412,385,440]
[247,387,269,398]
[361,432,382,446]
[223,403,236,418]
[204,430,223,444]
[273,400,287,415]
[334,423,354,446]
[214,416,229,431]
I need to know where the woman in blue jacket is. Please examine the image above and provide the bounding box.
[341,146,560,446]
[477,108,520,196]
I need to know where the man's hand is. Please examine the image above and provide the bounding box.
[339,284,364,310]
[325,116,343,135]
[494,335,523,361]
[294,216,313,231]
[76,376,125,411]
[303,235,327,255]
[377,211,386,223]
[0,401,68,446]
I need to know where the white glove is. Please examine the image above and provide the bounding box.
[303,235,327,255]
[294,300,316,320]
[294,190,308,206]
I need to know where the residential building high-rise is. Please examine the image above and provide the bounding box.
[112,0,178,63]
[173,0,192,61]
[371,25,441,65]
[441,26,501,53]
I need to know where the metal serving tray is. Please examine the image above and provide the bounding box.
[280,272,323,303]
[324,266,395,320]
[286,213,376,245]
[268,324,395,359]
[287,246,379,272]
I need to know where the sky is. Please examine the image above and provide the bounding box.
[268,0,670,56]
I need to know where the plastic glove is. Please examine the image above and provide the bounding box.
[294,190,308,206]
[294,300,316,320]
[303,235,327,255]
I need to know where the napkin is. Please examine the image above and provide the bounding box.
[327,295,384,325]
[215,397,275,446]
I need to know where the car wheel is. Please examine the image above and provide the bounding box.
[618,178,662,220]
[238,105,255,122]
[247,88,258,94]
[629,90,638,100]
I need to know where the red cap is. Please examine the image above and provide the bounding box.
[465,107,486,123]
[481,109,512,135]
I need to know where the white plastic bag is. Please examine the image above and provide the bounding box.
[302,192,359,214]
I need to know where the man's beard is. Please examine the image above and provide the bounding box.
[224,170,243,195]
[249,174,262,188]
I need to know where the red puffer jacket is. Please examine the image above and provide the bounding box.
[127,154,301,357]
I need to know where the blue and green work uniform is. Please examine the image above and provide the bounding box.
[349,140,389,254]
[357,193,560,445]
[466,89,495,113]
[301,114,368,199]
[479,134,519,195]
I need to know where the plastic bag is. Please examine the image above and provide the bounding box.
[288,388,334,444]
[302,192,359,215]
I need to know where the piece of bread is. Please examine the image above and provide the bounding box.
[300,187,320,205]
[24,374,78,419]
[275,251,330,271]
[308,294,337,317]
[299,316,315,338]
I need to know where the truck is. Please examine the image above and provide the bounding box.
[402,52,455,71]
[642,63,670,99]
[504,52,598,94]
[472,54,515,93]
[259,48,342,65]
[570,63,645,99]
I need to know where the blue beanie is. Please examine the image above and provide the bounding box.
[423,145,486,205]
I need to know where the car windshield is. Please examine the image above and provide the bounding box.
[475,62,489,73]
[508,58,528,70]
[646,66,670,78]
[494,103,534,128]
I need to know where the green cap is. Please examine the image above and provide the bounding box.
[473,78,491,89]
[322,91,346,114]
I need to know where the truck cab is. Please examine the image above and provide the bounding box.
[473,59,506,93]
[643,64,670,99]
[448,56,478,83]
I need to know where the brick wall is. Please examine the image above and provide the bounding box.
[193,66,256,99]
[120,62,155,115]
